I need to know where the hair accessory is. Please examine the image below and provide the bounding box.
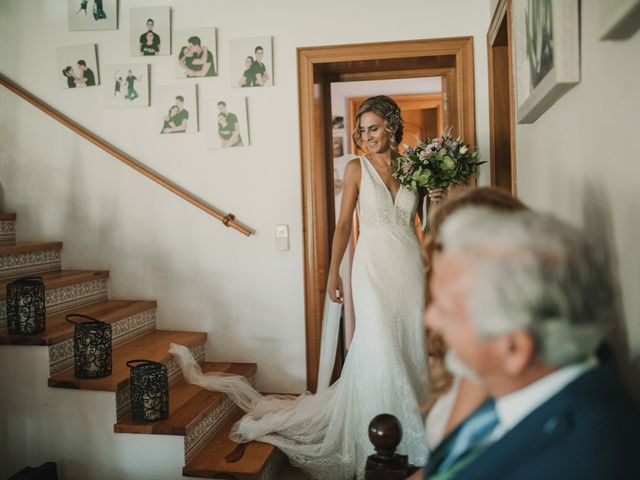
[386,109,403,127]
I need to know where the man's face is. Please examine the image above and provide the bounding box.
[77,63,85,71]
[218,104,227,114]
[146,20,154,31]
[255,49,264,61]
[425,252,503,390]
[188,42,200,53]
[176,99,183,109]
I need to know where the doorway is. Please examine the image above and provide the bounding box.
[297,37,477,391]
[488,0,517,194]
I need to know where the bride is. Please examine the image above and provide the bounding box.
[171,95,429,479]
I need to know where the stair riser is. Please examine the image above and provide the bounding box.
[115,342,206,422]
[185,396,236,464]
[0,220,15,244]
[184,372,257,465]
[0,248,62,279]
[49,308,157,375]
[0,279,109,331]
[259,451,286,480]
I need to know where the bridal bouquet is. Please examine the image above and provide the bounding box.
[392,131,484,191]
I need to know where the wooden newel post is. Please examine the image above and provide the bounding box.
[365,414,417,479]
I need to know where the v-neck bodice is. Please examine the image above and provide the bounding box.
[358,156,419,230]
[365,156,401,204]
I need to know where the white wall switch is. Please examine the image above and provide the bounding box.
[275,224,289,251]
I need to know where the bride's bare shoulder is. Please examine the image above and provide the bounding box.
[344,157,362,178]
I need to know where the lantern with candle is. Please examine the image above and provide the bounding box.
[66,314,112,378]
[6,276,46,334]
[127,359,169,422]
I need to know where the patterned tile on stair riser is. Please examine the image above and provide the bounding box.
[0,279,109,331]
[0,249,62,279]
[0,221,15,244]
[260,451,287,480]
[48,309,157,375]
[184,372,258,464]
[115,342,206,422]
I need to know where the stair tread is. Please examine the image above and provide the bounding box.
[0,213,16,221]
[115,361,257,435]
[183,409,278,478]
[0,299,157,346]
[48,329,207,391]
[0,241,63,256]
[0,270,109,300]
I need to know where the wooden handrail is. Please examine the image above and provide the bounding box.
[0,73,254,237]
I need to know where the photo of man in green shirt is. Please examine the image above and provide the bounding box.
[217,101,243,147]
[162,96,189,133]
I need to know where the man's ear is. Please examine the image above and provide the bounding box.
[497,330,536,377]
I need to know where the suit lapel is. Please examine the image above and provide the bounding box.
[457,402,574,478]
[452,365,614,478]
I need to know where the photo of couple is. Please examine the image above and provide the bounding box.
[209,97,249,149]
[130,7,170,57]
[104,64,149,108]
[175,29,217,78]
[237,46,270,87]
[57,44,100,89]
[157,85,198,134]
[67,0,117,31]
[230,36,273,88]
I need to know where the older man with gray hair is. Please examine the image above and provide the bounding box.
[423,207,640,479]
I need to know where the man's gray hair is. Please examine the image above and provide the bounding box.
[439,207,615,366]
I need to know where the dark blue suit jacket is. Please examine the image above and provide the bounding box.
[426,363,640,479]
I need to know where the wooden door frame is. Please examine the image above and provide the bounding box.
[297,37,476,391]
[488,0,517,194]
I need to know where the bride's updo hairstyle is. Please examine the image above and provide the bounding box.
[352,95,404,152]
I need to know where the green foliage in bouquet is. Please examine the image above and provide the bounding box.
[392,131,484,191]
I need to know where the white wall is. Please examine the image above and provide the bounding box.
[0,0,493,393]
[511,0,640,361]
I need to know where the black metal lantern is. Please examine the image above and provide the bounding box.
[66,314,112,378]
[127,359,169,422]
[6,276,46,334]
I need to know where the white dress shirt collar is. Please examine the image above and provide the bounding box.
[489,357,597,442]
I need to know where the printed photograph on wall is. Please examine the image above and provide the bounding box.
[205,97,250,148]
[68,0,117,31]
[230,36,273,88]
[174,28,217,78]
[332,134,345,158]
[513,0,579,123]
[156,84,198,134]
[57,44,100,89]
[332,116,345,131]
[103,64,149,108]
[130,7,170,57]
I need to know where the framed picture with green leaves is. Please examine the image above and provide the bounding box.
[512,0,580,123]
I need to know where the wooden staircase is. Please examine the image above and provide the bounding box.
[0,212,287,479]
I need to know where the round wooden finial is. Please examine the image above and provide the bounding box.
[368,414,403,460]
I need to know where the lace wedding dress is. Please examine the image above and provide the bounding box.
[170,156,429,479]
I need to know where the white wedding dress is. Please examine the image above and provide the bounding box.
[170,156,429,479]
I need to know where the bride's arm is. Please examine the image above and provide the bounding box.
[417,187,428,225]
[327,159,361,303]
